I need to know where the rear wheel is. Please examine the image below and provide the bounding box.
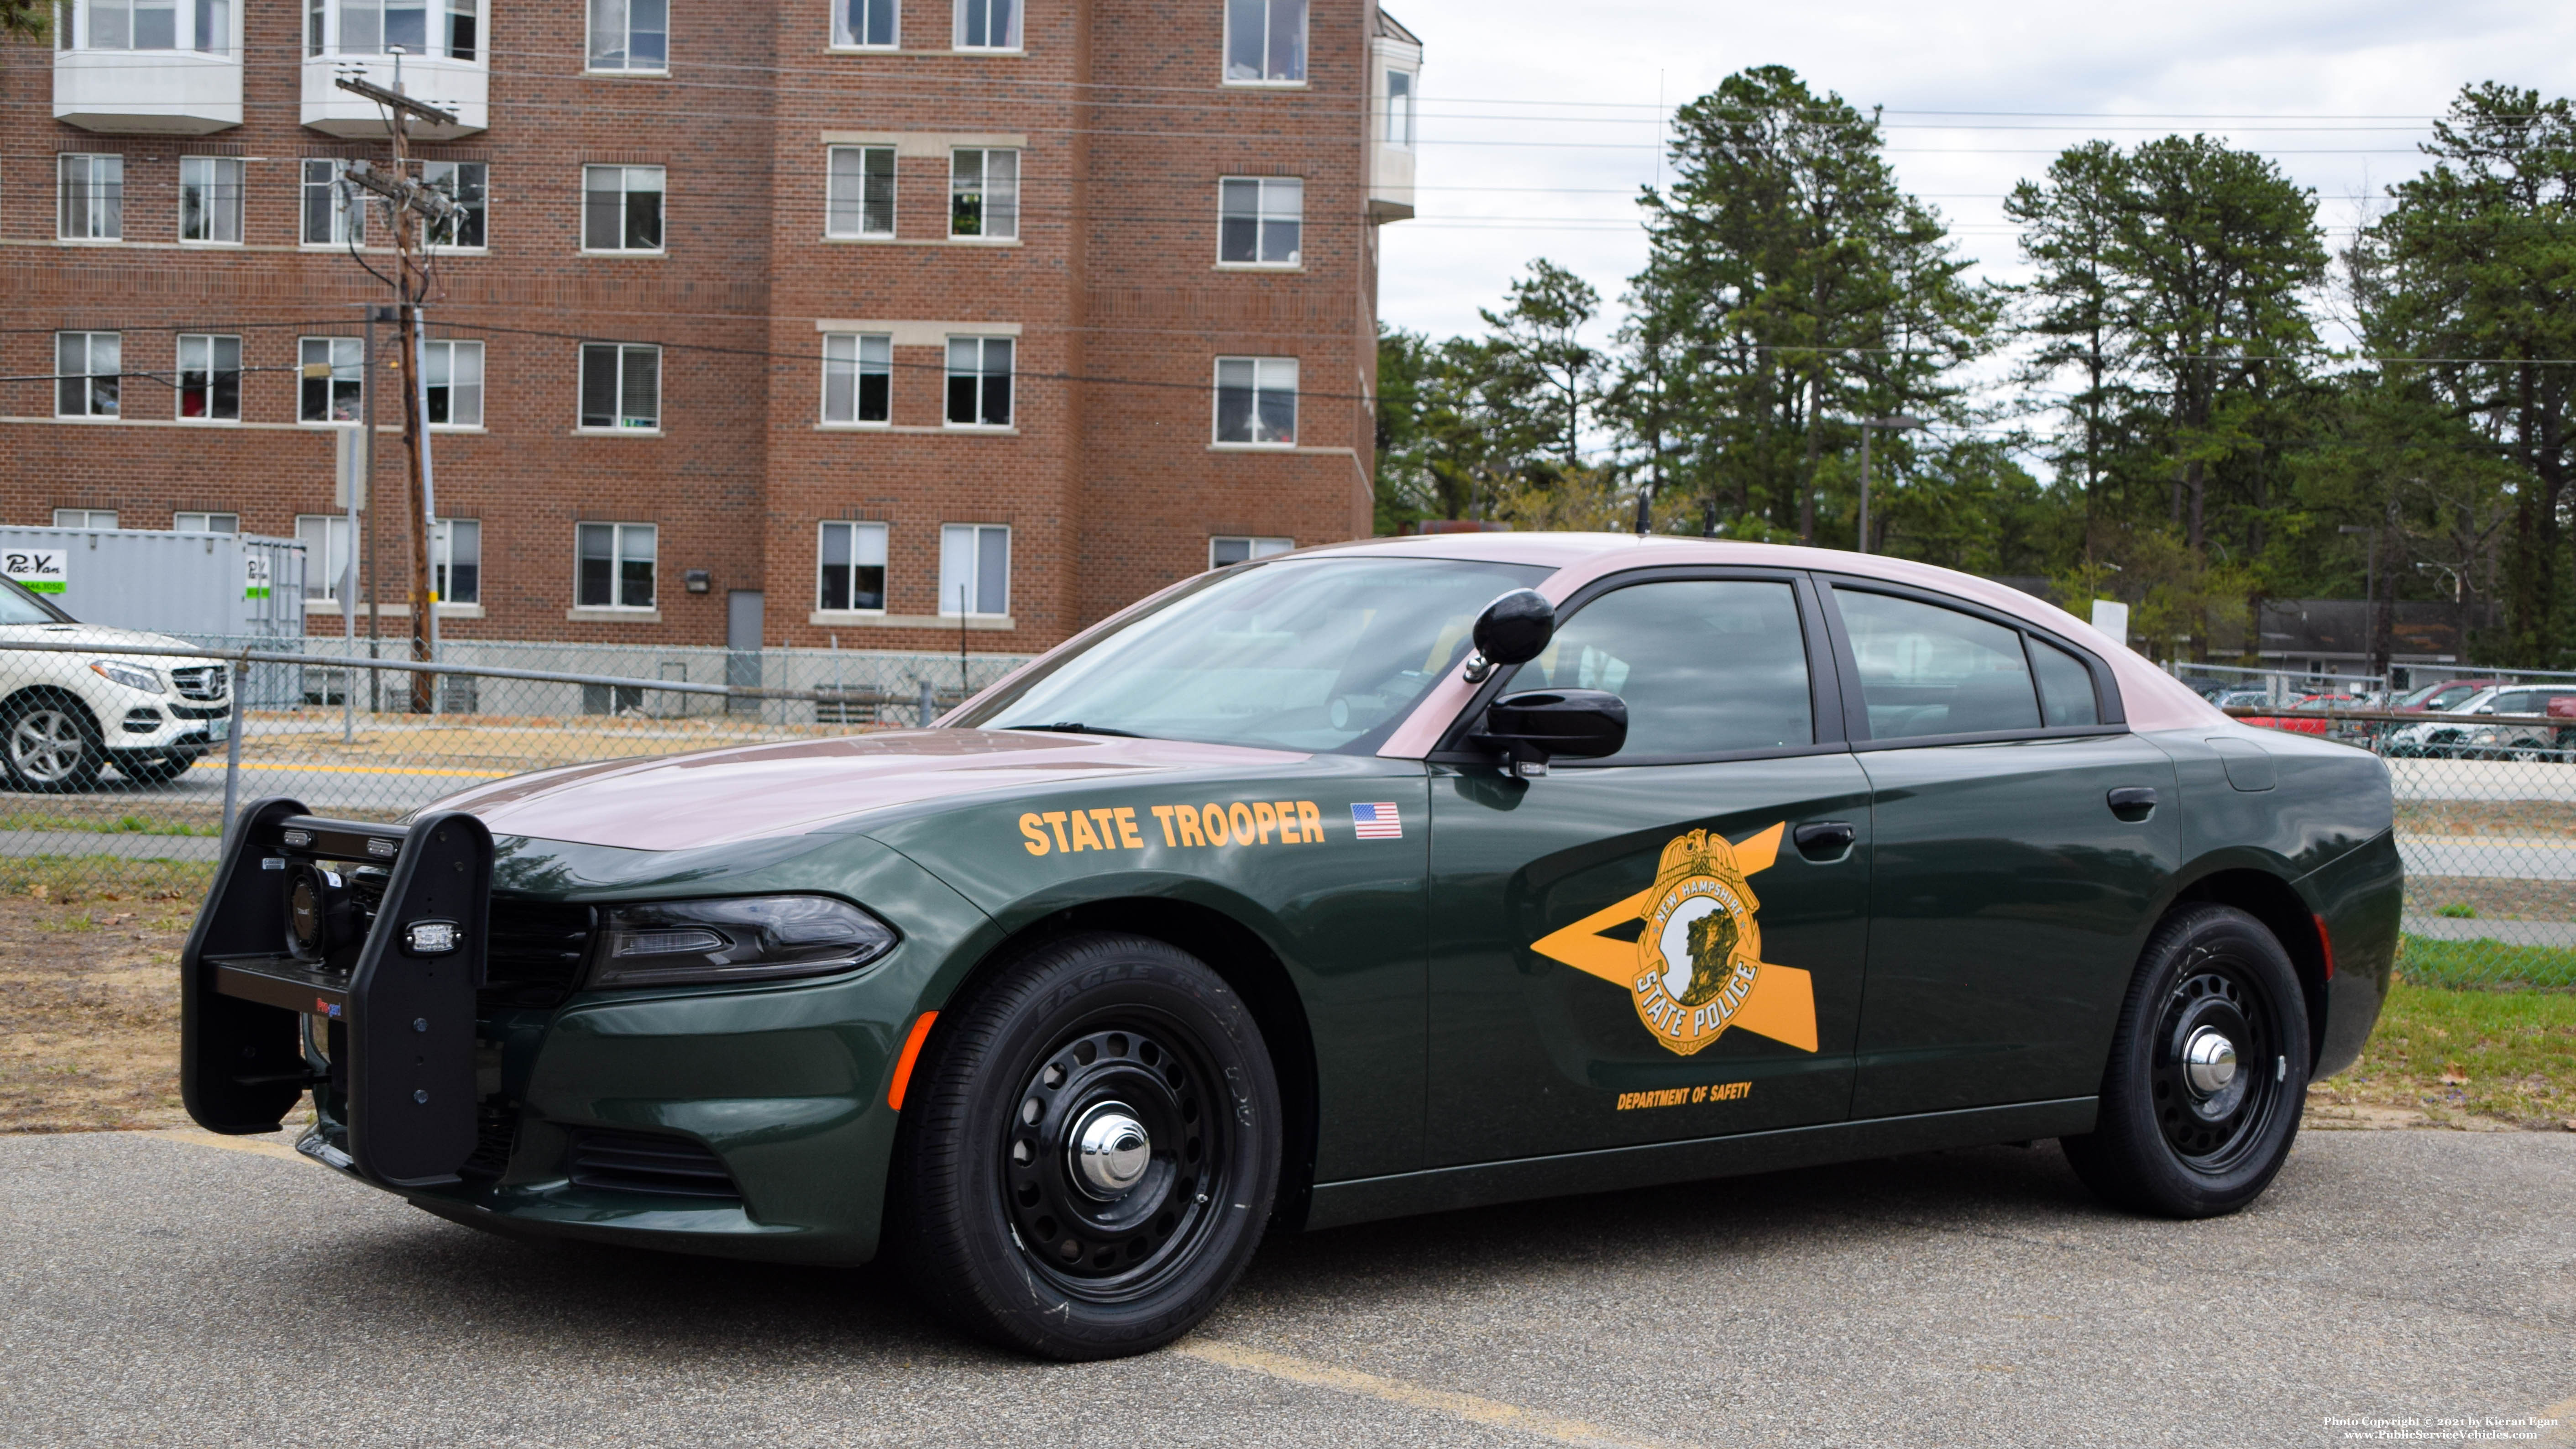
[2061,903,2310,1218]
[1,696,104,793]
[889,932,1280,1360]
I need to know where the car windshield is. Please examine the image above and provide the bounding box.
[960,555,1550,752]
[0,578,68,626]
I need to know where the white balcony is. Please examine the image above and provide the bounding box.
[1367,17,1422,223]
[302,53,487,139]
[54,47,243,134]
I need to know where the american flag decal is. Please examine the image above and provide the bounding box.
[1350,802,1403,840]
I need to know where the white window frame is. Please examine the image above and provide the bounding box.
[1217,176,1301,267]
[816,520,890,613]
[421,160,487,250]
[576,521,657,610]
[582,164,666,253]
[832,0,897,48]
[939,523,1010,618]
[584,0,666,71]
[1222,0,1305,85]
[302,158,366,247]
[948,148,1018,240]
[296,514,354,602]
[298,336,364,424]
[58,154,124,242]
[55,509,121,529]
[1209,536,1293,568]
[578,342,662,431]
[1212,356,1298,447]
[176,333,242,423]
[826,146,897,238]
[422,338,484,429]
[178,156,244,245]
[432,518,480,605]
[70,0,236,51]
[822,333,893,426]
[55,332,121,419]
[944,336,1014,429]
[174,511,240,533]
[311,0,482,58]
[951,0,1017,51]
[1385,68,1415,147]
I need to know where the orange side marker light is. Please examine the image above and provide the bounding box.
[2313,915,2336,981]
[886,1010,939,1111]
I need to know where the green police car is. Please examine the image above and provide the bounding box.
[182,534,2400,1360]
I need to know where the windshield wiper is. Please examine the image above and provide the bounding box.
[1005,721,1145,738]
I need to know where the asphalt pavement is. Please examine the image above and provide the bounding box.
[1,1127,2566,1448]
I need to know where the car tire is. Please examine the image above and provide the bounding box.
[888,931,1281,1361]
[2061,903,2310,1219]
[111,750,196,786]
[0,694,105,793]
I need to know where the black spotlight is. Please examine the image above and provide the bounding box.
[283,862,358,962]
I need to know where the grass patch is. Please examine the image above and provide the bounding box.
[2435,902,2477,919]
[0,857,215,909]
[2317,980,2576,1129]
[2398,934,2576,990]
[0,811,221,837]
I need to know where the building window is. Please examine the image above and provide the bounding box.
[55,509,121,530]
[175,511,239,532]
[433,519,480,604]
[1386,69,1414,146]
[827,146,896,237]
[1218,177,1300,264]
[583,164,665,251]
[72,0,230,51]
[422,161,486,248]
[1214,357,1297,445]
[577,522,656,609]
[422,339,483,427]
[945,337,1013,427]
[817,520,889,611]
[823,334,892,424]
[579,343,661,430]
[303,159,365,246]
[299,337,363,422]
[834,0,894,47]
[319,0,478,57]
[952,0,1016,49]
[295,514,352,600]
[177,334,241,421]
[58,154,124,241]
[178,157,244,244]
[55,333,120,418]
[586,0,665,69]
[1223,0,1303,83]
[949,148,1017,239]
[1209,536,1292,568]
[939,523,1009,617]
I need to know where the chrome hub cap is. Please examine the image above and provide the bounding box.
[1071,1104,1151,1197]
[2181,1027,2238,1096]
[2152,966,2279,1169]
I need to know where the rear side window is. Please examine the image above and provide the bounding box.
[2030,638,2100,727]
[1835,588,2039,739]
[1518,579,1812,757]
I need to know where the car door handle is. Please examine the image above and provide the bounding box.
[2107,786,2159,819]
[1793,821,1856,860]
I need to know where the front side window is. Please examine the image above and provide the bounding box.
[949,148,1018,238]
[56,333,120,418]
[179,157,244,243]
[1385,69,1414,146]
[58,154,124,241]
[302,159,365,246]
[298,336,363,422]
[583,164,665,251]
[834,0,895,46]
[579,342,661,430]
[1516,580,1814,758]
[1209,536,1292,568]
[822,333,892,424]
[296,514,352,600]
[818,520,889,611]
[1214,356,1296,445]
[422,339,483,427]
[177,334,241,421]
[1218,176,1300,264]
[1835,588,2042,740]
[586,0,665,68]
[175,511,240,532]
[577,521,656,608]
[939,523,1010,617]
[945,336,1013,426]
[953,0,1016,49]
[433,518,480,604]
[56,509,121,529]
[1223,0,1303,83]
[422,161,487,247]
[827,146,896,236]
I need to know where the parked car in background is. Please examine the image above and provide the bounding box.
[2393,679,2499,714]
[2236,693,2362,736]
[2383,685,2576,758]
[0,577,230,791]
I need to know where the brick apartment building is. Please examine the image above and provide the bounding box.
[1,0,1421,652]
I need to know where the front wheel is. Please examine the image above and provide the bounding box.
[888,932,1281,1360]
[2061,903,2311,1218]
[1,696,104,793]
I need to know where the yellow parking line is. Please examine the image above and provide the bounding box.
[146,1128,311,1163]
[1173,1339,1696,1449]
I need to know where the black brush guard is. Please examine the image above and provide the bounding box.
[181,797,494,1189]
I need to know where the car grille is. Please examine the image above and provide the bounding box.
[565,1129,741,1202]
[482,899,596,1010]
[169,703,229,720]
[170,665,228,702]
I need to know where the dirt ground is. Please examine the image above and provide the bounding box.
[0,883,198,1133]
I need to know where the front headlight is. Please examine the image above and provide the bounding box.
[586,895,897,989]
[90,660,163,694]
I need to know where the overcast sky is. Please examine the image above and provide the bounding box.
[1376,0,2576,347]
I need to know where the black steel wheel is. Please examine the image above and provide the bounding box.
[2063,903,2310,1218]
[0,694,104,793]
[889,932,1280,1360]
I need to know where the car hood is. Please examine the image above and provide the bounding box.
[434,729,1311,851]
[0,621,213,657]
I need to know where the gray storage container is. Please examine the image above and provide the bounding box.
[0,527,306,639]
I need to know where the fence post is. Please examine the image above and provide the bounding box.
[917,679,936,728]
[221,648,247,841]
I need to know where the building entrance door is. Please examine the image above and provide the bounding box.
[727,589,764,713]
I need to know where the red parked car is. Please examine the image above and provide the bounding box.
[2238,693,2362,735]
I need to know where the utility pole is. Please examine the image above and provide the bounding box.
[2339,523,2382,689]
[1855,415,1926,554]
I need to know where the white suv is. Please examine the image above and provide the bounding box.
[0,578,230,792]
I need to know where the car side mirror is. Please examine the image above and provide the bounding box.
[1476,688,1628,777]
[1463,589,1554,683]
